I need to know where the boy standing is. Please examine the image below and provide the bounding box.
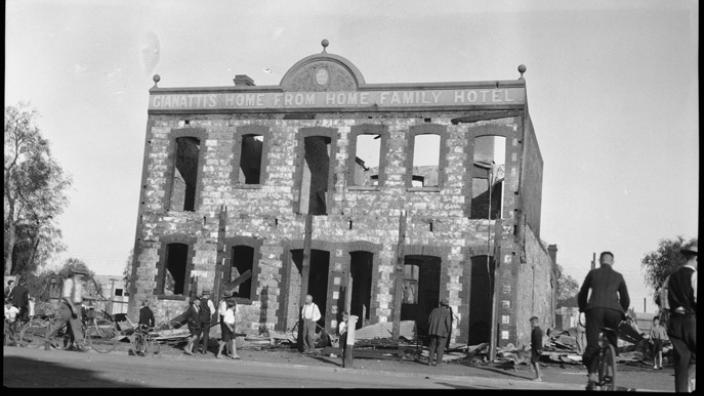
[650,317,667,369]
[530,316,543,382]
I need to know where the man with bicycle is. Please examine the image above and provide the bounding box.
[577,251,630,390]
[130,300,155,357]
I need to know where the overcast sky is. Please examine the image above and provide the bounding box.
[5,0,698,313]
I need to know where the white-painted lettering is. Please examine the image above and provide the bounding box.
[390,92,400,104]
[492,90,501,102]
[468,90,478,102]
[359,92,369,105]
[503,89,513,102]
[326,93,336,105]
[431,91,441,103]
[273,93,283,106]
[256,94,264,106]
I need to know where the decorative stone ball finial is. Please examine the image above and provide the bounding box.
[152,74,161,87]
[321,39,329,53]
[517,64,527,79]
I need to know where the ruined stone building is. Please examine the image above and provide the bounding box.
[127,41,557,347]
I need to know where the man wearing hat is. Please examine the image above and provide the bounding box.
[427,298,452,366]
[666,245,697,393]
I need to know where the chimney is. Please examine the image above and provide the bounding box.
[547,244,558,264]
[234,74,255,87]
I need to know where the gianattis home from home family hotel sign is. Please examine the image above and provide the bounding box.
[148,41,527,113]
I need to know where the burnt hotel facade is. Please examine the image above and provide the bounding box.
[127,42,557,347]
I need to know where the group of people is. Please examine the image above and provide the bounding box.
[170,290,240,359]
[577,248,697,393]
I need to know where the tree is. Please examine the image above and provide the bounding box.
[555,263,580,307]
[641,236,698,305]
[24,258,102,301]
[4,104,71,275]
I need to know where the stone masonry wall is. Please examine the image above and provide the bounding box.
[129,111,537,345]
[513,224,555,347]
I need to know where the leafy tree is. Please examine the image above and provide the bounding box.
[555,263,580,307]
[23,258,102,301]
[4,104,71,276]
[641,236,698,305]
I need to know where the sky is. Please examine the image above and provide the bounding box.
[5,0,699,313]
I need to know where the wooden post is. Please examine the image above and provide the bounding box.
[298,213,313,352]
[343,315,358,368]
[345,273,353,318]
[591,252,596,270]
[213,205,228,300]
[392,210,407,340]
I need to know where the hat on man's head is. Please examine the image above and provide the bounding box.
[681,245,698,256]
[439,298,449,306]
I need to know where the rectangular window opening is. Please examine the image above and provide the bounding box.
[411,134,440,187]
[114,288,123,297]
[170,137,200,212]
[470,136,506,219]
[352,134,380,186]
[163,243,189,296]
[299,136,331,215]
[238,134,264,184]
[229,245,255,299]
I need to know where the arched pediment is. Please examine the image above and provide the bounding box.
[280,53,365,92]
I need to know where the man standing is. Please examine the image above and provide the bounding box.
[175,297,201,356]
[427,298,452,366]
[666,245,697,393]
[197,291,216,355]
[529,316,544,381]
[577,251,630,390]
[300,294,321,353]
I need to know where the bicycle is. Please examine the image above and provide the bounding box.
[579,314,632,391]
[129,325,161,356]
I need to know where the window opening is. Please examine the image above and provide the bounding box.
[411,134,440,187]
[239,134,264,184]
[299,136,331,215]
[470,136,506,219]
[351,134,380,186]
[170,137,201,212]
[229,245,254,298]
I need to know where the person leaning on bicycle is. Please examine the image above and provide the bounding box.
[577,251,630,390]
[130,300,156,357]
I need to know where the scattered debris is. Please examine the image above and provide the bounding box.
[354,320,415,340]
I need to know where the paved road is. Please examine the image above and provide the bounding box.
[4,346,589,389]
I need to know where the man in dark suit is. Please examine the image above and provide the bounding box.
[427,298,452,366]
[577,251,630,389]
[667,245,697,393]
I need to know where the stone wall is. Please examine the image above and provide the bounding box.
[513,224,555,346]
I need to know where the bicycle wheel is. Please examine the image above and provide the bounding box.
[598,343,617,391]
[146,338,161,355]
[85,324,117,353]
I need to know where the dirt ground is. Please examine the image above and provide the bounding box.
[5,337,678,390]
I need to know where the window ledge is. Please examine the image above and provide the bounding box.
[348,186,380,192]
[407,187,441,192]
[234,297,254,305]
[156,295,187,301]
[232,184,264,190]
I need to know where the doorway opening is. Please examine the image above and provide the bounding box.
[286,249,330,330]
[349,251,373,329]
[401,255,441,337]
[468,255,496,345]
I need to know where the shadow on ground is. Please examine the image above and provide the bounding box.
[3,355,142,388]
